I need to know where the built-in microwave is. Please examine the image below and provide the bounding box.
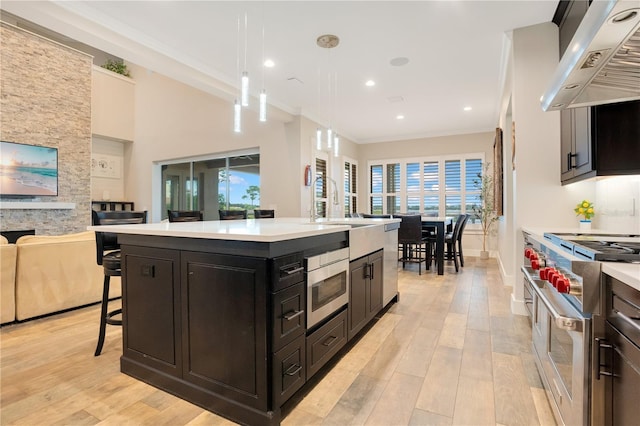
[305,248,349,328]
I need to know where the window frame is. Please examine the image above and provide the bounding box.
[367,153,485,220]
[343,156,358,217]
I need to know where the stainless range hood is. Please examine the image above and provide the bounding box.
[541,0,640,111]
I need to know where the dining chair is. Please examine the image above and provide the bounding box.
[218,209,247,220]
[443,214,468,272]
[92,210,147,356]
[396,214,429,275]
[254,209,275,218]
[361,214,392,218]
[167,209,203,222]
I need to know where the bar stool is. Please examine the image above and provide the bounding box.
[254,209,275,218]
[167,209,203,222]
[92,210,147,356]
[219,209,247,220]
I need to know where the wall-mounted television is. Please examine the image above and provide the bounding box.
[0,141,58,196]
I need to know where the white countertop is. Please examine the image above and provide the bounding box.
[602,263,640,292]
[88,217,400,243]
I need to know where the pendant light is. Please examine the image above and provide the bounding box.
[259,9,267,122]
[316,34,340,156]
[233,15,242,133]
[240,13,249,107]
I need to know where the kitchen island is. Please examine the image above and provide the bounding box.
[88,217,399,426]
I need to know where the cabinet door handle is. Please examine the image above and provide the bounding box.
[283,310,304,321]
[595,337,613,380]
[322,335,337,346]
[567,152,577,170]
[283,265,304,275]
[284,364,302,376]
[369,263,374,281]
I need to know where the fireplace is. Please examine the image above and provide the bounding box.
[1,229,35,243]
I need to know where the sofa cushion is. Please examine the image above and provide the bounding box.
[1,236,17,324]
[15,231,120,321]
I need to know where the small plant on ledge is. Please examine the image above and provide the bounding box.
[101,59,130,77]
[471,162,500,259]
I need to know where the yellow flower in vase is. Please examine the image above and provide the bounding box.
[574,199,595,220]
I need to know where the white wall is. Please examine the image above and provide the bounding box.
[91,136,126,201]
[595,176,640,233]
[126,64,300,221]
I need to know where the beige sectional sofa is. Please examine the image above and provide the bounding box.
[0,231,121,323]
[1,236,17,323]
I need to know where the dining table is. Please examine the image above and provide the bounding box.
[421,216,453,275]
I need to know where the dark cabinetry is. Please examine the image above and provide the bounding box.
[600,275,640,426]
[122,246,182,377]
[180,252,269,410]
[560,107,593,182]
[348,250,383,340]
[561,100,640,184]
[121,245,284,424]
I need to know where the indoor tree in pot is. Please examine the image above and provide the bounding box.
[471,162,500,259]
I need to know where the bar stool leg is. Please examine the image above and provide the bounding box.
[95,274,111,356]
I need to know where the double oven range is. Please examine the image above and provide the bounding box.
[522,232,640,426]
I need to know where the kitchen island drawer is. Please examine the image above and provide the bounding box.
[272,282,305,351]
[306,309,347,379]
[272,335,305,407]
[271,252,304,292]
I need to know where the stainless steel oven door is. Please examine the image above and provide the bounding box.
[306,258,349,328]
[525,266,590,426]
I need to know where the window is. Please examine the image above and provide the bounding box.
[344,158,358,217]
[368,154,484,218]
[315,157,327,218]
[369,162,400,214]
[160,150,260,220]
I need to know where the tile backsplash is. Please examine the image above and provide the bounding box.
[595,175,640,234]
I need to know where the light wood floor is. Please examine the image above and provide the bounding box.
[1,257,556,426]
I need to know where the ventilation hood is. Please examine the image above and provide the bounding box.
[541,0,640,111]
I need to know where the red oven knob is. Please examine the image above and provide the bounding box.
[556,278,569,294]
[547,269,557,284]
[539,267,549,280]
[524,248,533,259]
[531,259,540,270]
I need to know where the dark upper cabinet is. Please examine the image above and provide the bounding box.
[561,100,640,185]
[560,107,593,183]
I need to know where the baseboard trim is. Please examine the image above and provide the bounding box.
[510,293,528,316]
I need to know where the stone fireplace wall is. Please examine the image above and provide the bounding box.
[0,22,92,235]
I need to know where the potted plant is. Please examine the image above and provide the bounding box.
[101,58,130,77]
[471,162,500,259]
[574,199,595,230]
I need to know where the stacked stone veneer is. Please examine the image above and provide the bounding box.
[0,22,92,235]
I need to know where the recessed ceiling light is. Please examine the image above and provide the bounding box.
[390,57,409,67]
[264,59,275,68]
[365,80,375,87]
[396,115,405,120]
[464,106,472,111]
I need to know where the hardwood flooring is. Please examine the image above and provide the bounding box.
[0,257,555,425]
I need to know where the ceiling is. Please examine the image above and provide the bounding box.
[1,1,558,144]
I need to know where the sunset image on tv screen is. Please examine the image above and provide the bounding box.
[0,141,58,196]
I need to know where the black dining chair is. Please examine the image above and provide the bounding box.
[219,209,247,220]
[396,214,429,275]
[92,210,147,356]
[440,214,469,272]
[361,214,392,218]
[167,209,203,222]
[254,209,275,218]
